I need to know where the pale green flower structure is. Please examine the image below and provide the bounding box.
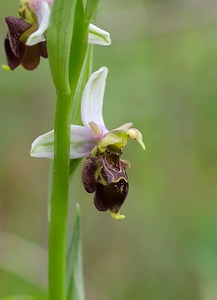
[31,67,145,160]
[22,0,111,47]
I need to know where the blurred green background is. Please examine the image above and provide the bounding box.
[1,0,217,299]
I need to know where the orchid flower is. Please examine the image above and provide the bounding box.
[31,67,145,219]
[4,0,111,70]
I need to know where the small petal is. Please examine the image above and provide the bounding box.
[81,67,108,132]
[89,121,104,139]
[112,122,133,131]
[26,1,50,46]
[88,24,111,46]
[31,125,96,159]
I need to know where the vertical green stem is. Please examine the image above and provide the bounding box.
[48,24,89,299]
[49,93,71,300]
[48,3,95,299]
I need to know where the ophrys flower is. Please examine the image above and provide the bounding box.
[4,0,111,70]
[31,67,145,219]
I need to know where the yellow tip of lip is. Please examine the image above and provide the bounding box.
[2,64,11,71]
[111,212,126,220]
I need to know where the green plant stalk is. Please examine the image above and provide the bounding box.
[48,13,91,300]
[49,92,71,300]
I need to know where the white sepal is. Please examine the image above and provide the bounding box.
[30,125,96,159]
[81,67,108,133]
[88,24,111,46]
[30,129,54,158]
[26,1,50,46]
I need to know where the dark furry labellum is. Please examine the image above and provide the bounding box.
[82,146,129,214]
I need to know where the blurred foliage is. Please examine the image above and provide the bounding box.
[1,0,217,299]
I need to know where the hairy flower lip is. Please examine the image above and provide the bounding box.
[31,67,145,159]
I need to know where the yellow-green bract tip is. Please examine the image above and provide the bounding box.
[111,212,126,220]
[2,65,11,71]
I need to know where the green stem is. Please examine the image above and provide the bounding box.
[48,2,95,299]
[48,26,90,300]
[48,93,71,300]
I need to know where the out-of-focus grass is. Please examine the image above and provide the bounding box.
[0,269,47,300]
[1,0,217,299]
